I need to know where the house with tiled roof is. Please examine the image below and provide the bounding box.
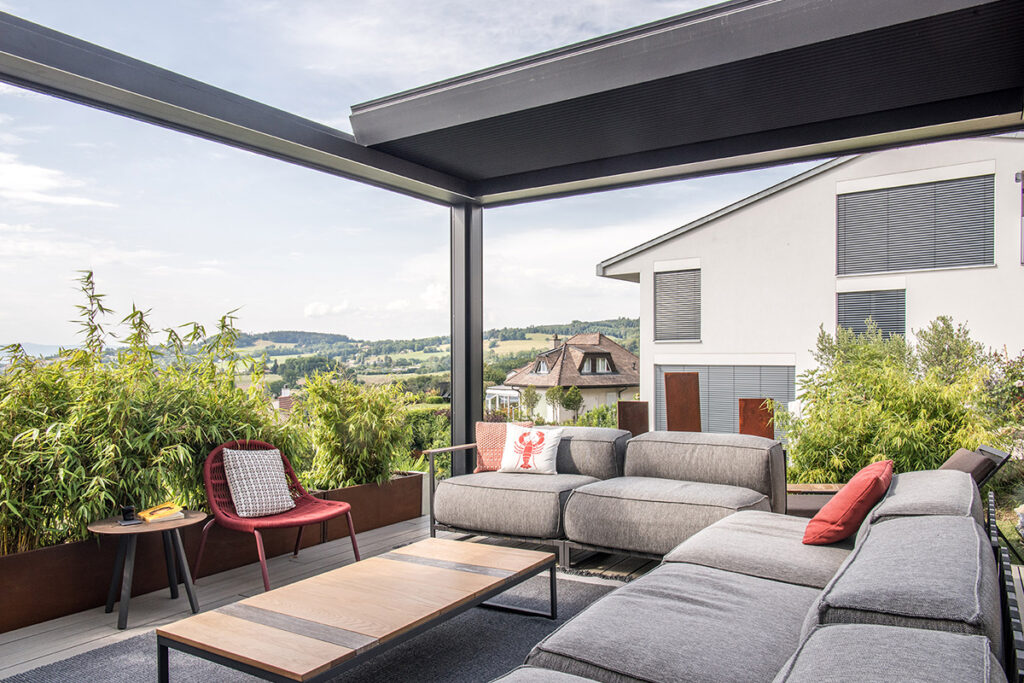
[505,333,639,422]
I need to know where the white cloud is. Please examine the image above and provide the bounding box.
[303,300,351,318]
[0,152,116,207]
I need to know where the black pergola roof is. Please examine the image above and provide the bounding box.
[2,0,1021,208]
[350,0,1024,205]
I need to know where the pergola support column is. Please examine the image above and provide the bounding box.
[449,204,484,475]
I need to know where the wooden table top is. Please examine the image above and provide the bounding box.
[157,538,555,681]
[87,509,207,535]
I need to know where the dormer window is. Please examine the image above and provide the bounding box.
[580,354,613,374]
[535,359,549,374]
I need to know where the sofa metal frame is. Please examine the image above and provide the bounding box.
[988,491,1024,683]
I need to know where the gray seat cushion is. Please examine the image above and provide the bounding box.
[527,562,820,683]
[625,431,787,513]
[806,515,1002,660]
[774,624,1006,683]
[553,427,630,480]
[493,666,597,682]
[664,510,853,588]
[869,469,983,526]
[564,476,769,555]
[434,472,597,538]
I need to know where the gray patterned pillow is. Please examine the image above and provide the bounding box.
[222,448,296,518]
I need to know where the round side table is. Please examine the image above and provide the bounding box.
[88,510,206,629]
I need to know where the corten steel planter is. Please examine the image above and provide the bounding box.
[0,517,320,634]
[316,472,423,540]
[0,474,422,634]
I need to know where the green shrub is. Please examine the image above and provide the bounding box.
[575,403,617,428]
[0,273,298,555]
[297,374,412,489]
[777,322,1002,484]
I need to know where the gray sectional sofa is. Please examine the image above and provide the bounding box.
[430,428,786,562]
[494,468,1017,682]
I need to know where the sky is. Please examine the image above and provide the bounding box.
[0,0,818,347]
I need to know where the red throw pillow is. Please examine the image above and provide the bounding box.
[802,460,894,545]
[473,421,533,472]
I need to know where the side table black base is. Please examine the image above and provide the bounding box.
[104,528,199,629]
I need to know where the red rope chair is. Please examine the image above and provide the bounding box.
[193,439,360,591]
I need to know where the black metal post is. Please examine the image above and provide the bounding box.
[105,536,128,613]
[171,529,200,614]
[162,530,179,599]
[549,564,558,620]
[450,203,484,476]
[117,534,138,629]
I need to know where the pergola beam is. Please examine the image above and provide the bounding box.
[0,12,474,206]
[449,204,484,474]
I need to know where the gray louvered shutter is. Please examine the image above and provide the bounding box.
[837,175,994,275]
[654,269,700,341]
[655,364,795,438]
[837,290,906,337]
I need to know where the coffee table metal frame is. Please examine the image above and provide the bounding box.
[156,556,556,683]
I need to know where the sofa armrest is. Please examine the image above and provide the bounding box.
[418,443,475,538]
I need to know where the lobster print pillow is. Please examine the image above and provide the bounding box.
[498,425,563,474]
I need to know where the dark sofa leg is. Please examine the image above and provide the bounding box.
[558,542,571,568]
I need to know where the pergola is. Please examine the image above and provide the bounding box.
[1,0,1021,474]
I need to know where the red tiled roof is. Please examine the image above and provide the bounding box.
[505,333,639,388]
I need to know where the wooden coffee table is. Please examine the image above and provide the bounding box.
[156,538,557,682]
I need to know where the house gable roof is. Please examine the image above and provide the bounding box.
[505,333,639,389]
[596,156,855,280]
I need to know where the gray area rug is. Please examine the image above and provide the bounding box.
[3,574,615,682]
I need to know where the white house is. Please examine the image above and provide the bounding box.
[505,333,640,422]
[597,136,1024,433]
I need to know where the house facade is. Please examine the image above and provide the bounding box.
[505,333,640,422]
[598,136,1024,432]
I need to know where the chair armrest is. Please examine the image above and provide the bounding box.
[419,443,476,456]
[418,443,475,539]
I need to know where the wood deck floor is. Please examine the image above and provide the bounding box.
[0,515,653,679]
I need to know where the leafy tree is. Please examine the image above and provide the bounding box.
[560,386,584,421]
[544,386,564,420]
[521,385,539,417]
[776,320,1001,484]
[916,315,988,384]
[483,364,507,384]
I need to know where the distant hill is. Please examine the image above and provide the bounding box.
[237,318,639,350]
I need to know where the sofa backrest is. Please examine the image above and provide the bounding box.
[854,469,983,545]
[549,427,630,480]
[805,514,1002,661]
[623,431,786,513]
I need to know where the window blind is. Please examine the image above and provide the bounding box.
[837,289,906,338]
[654,269,700,341]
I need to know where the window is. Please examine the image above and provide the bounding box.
[837,175,994,275]
[535,359,549,374]
[654,269,700,341]
[580,354,613,374]
[837,289,906,338]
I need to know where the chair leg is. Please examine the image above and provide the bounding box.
[293,526,304,558]
[346,511,361,562]
[254,530,271,592]
[192,518,216,580]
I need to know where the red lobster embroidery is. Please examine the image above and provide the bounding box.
[513,430,546,470]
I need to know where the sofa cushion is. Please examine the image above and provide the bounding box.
[868,469,983,527]
[941,447,1001,485]
[493,667,597,682]
[553,427,630,480]
[526,562,819,683]
[434,472,597,538]
[624,431,786,513]
[803,460,893,545]
[222,448,295,518]
[805,515,1002,660]
[564,476,769,556]
[474,421,533,472]
[499,425,562,474]
[664,510,852,588]
[774,624,1006,683]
